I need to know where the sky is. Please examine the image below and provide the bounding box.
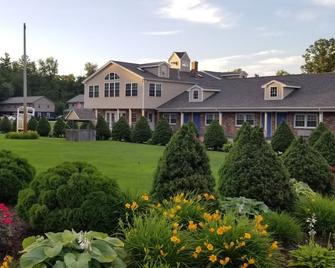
[0,0,335,76]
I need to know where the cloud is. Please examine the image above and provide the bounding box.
[158,0,235,28]
[312,0,335,6]
[141,30,181,36]
[275,8,319,21]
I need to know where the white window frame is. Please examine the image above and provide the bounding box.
[235,113,255,127]
[104,82,120,97]
[89,85,94,98]
[89,85,99,98]
[189,88,203,102]
[125,82,138,97]
[105,73,120,80]
[205,113,219,126]
[270,86,278,97]
[294,114,318,129]
[164,113,177,125]
[148,83,162,97]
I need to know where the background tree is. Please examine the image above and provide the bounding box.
[96,115,111,140]
[219,125,294,210]
[38,57,58,77]
[271,121,295,153]
[151,118,173,145]
[66,120,78,129]
[152,124,215,200]
[84,62,98,77]
[313,130,335,166]
[204,120,227,150]
[53,118,66,137]
[309,122,328,146]
[301,38,335,73]
[37,116,51,137]
[282,137,333,194]
[111,117,131,141]
[27,116,38,131]
[131,116,152,143]
[0,116,12,133]
[276,70,290,76]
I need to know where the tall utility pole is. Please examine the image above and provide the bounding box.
[23,23,27,132]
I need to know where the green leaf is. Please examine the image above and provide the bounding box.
[113,257,127,268]
[61,230,76,244]
[44,242,63,258]
[53,261,65,268]
[22,236,37,249]
[103,237,124,248]
[20,246,48,268]
[64,253,76,267]
[91,240,117,263]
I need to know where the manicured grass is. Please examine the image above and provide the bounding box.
[0,135,226,193]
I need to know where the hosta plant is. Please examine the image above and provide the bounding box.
[20,230,126,268]
[219,197,270,217]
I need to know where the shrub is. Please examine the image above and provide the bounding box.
[36,116,51,137]
[66,120,79,129]
[263,212,303,247]
[289,242,335,268]
[80,121,95,130]
[20,230,126,268]
[5,131,39,140]
[131,116,152,143]
[96,115,111,140]
[16,162,124,234]
[313,130,335,166]
[0,150,35,204]
[53,118,66,137]
[282,137,333,194]
[222,141,233,153]
[0,117,12,133]
[204,120,227,151]
[290,179,317,200]
[151,118,173,145]
[151,124,215,200]
[27,117,38,131]
[219,125,294,210]
[271,121,295,154]
[0,204,13,259]
[111,117,131,142]
[293,195,335,237]
[309,122,328,146]
[11,120,16,132]
[219,197,270,217]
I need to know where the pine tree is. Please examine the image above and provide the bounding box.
[219,125,294,210]
[309,122,328,146]
[151,118,173,145]
[314,130,335,166]
[282,137,333,194]
[271,121,295,153]
[37,117,51,137]
[27,116,38,131]
[111,117,131,141]
[151,124,215,200]
[0,116,12,133]
[96,115,111,140]
[131,116,152,143]
[53,118,66,137]
[204,120,227,150]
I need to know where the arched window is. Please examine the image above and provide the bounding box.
[105,73,120,80]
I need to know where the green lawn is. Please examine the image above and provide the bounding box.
[0,135,226,193]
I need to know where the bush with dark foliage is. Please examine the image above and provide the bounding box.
[95,115,111,140]
[37,117,51,137]
[271,121,295,153]
[309,122,328,146]
[27,117,38,131]
[131,116,152,143]
[53,118,66,137]
[0,116,12,133]
[204,120,227,150]
[111,117,131,142]
[313,130,335,166]
[151,118,173,145]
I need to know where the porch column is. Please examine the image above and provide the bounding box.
[116,109,120,121]
[128,109,132,125]
[219,112,222,126]
[141,109,145,117]
[319,111,324,123]
[180,112,184,127]
[264,112,268,137]
[94,109,98,119]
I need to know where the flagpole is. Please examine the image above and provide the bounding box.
[23,23,27,132]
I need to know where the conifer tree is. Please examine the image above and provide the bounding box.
[314,130,335,166]
[282,137,333,194]
[309,122,328,146]
[27,116,38,131]
[152,124,215,200]
[131,116,152,143]
[0,116,12,133]
[53,118,66,137]
[151,118,173,145]
[111,117,131,141]
[95,115,111,140]
[271,121,295,153]
[219,125,294,210]
[37,116,51,137]
[204,120,227,150]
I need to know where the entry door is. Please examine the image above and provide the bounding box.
[105,111,116,129]
[184,113,190,124]
[277,113,287,126]
[193,113,201,132]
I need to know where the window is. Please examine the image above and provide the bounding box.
[104,83,109,97]
[89,85,99,98]
[149,83,162,97]
[294,114,317,128]
[104,82,120,97]
[193,90,199,100]
[147,112,153,122]
[131,113,137,123]
[270,86,278,97]
[235,113,255,126]
[105,73,120,80]
[89,86,94,98]
[163,113,177,125]
[94,85,99,97]
[205,113,219,125]
[125,83,138,96]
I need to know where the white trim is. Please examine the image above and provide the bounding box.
[201,71,222,80]
[319,112,324,123]
[148,82,162,97]
[125,82,138,97]
[219,112,222,126]
[261,80,301,89]
[205,113,219,126]
[180,112,184,127]
[294,113,318,129]
[163,113,177,125]
[235,113,255,127]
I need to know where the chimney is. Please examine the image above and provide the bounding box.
[191,61,198,72]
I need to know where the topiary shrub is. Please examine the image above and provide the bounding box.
[131,116,152,143]
[16,162,124,234]
[95,115,110,140]
[151,118,173,145]
[0,117,12,133]
[111,117,131,142]
[27,117,38,131]
[5,131,39,140]
[313,130,335,166]
[36,116,51,137]
[204,120,227,151]
[0,150,35,204]
[53,118,66,138]
[271,121,295,154]
[219,124,294,210]
[151,124,215,200]
[309,122,328,146]
[282,137,333,194]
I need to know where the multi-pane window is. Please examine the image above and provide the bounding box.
[89,86,94,98]
[104,82,120,97]
[205,113,219,125]
[270,86,278,97]
[94,85,99,97]
[294,114,317,128]
[105,73,120,80]
[163,113,177,125]
[131,113,137,123]
[149,83,162,97]
[89,85,99,98]
[193,90,199,100]
[235,113,255,126]
[125,83,138,96]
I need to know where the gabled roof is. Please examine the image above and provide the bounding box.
[261,80,301,89]
[139,61,166,68]
[158,73,335,112]
[175,52,187,58]
[67,94,84,103]
[0,96,46,104]
[65,108,96,121]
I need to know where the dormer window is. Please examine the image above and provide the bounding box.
[270,87,278,97]
[193,90,199,100]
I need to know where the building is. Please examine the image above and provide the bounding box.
[66,94,84,110]
[83,52,335,138]
[0,96,55,119]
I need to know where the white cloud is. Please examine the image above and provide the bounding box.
[141,30,181,36]
[158,0,235,28]
[275,8,319,21]
[312,0,335,6]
